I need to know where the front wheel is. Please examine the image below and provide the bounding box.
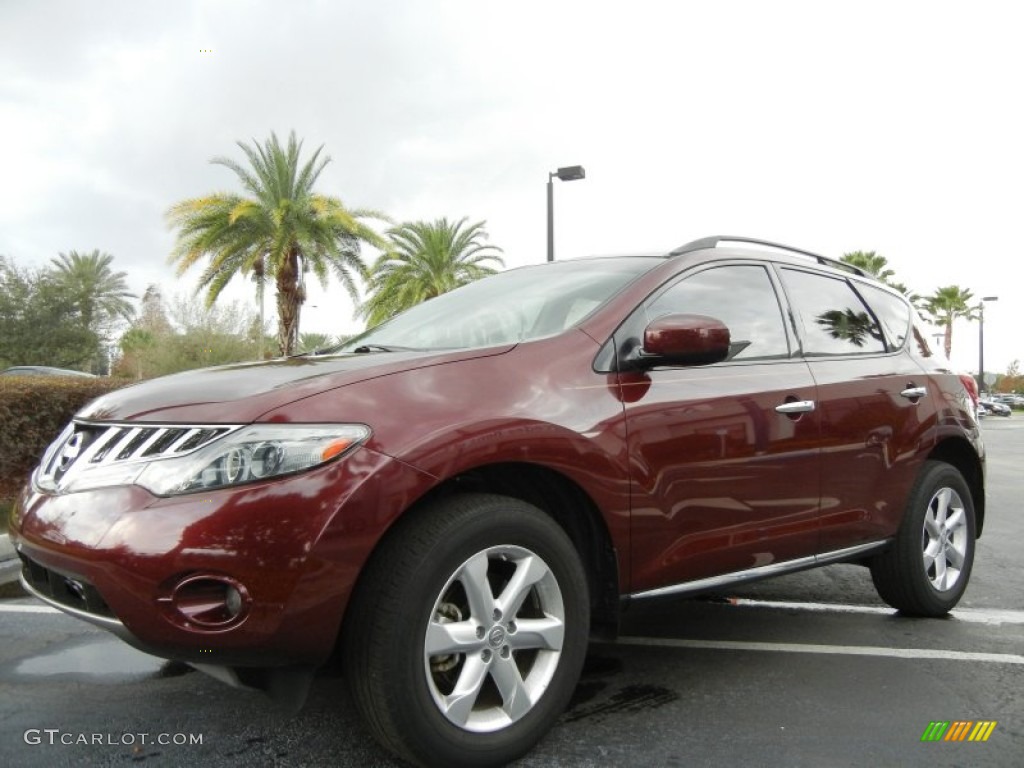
[343,494,590,767]
[870,461,976,617]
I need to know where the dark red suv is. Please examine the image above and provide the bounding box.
[10,236,985,767]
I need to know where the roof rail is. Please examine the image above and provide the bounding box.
[670,235,866,277]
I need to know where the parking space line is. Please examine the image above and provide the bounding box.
[617,636,1024,665]
[726,598,1024,625]
[0,604,60,614]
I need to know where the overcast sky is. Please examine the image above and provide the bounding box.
[2,0,1021,375]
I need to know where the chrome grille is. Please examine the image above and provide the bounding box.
[35,420,241,492]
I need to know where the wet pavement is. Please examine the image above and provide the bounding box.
[9,635,172,682]
[1,418,1022,766]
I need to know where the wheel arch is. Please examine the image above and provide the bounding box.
[926,437,986,536]
[424,462,621,640]
[341,461,621,648]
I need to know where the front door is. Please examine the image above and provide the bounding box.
[622,263,823,594]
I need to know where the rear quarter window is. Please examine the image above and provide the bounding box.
[854,282,912,351]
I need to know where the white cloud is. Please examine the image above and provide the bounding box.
[0,0,1021,371]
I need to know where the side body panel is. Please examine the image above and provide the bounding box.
[624,360,822,590]
[808,353,936,551]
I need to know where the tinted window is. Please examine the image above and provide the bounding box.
[647,265,790,360]
[855,282,911,350]
[911,322,937,358]
[780,268,885,356]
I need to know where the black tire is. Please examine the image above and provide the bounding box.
[342,493,590,767]
[870,461,976,617]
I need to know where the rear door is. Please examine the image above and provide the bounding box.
[777,268,932,552]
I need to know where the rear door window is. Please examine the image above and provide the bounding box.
[780,268,886,356]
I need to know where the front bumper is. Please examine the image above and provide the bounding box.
[9,445,431,668]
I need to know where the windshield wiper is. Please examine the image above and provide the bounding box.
[350,344,418,353]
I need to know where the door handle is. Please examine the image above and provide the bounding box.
[775,400,816,414]
[900,386,927,400]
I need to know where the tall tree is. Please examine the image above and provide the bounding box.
[115,294,262,379]
[361,217,504,327]
[841,250,920,306]
[49,250,136,373]
[0,257,98,369]
[298,332,334,353]
[51,250,136,339]
[997,360,1022,395]
[117,285,173,380]
[167,131,387,355]
[50,250,136,329]
[923,285,977,359]
[841,250,896,283]
[136,284,173,336]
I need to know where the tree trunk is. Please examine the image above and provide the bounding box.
[257,278,265,359]
[276,248,302,356]
[944,323,953,360]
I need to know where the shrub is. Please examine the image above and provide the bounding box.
[0,376,127,505]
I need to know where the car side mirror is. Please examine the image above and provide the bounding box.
[635,313,731,368]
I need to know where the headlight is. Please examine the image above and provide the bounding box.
[134,424,370,496]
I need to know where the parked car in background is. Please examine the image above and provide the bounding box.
[979,398,1011,417]
[1,366,96,378]
[9,236,986,767]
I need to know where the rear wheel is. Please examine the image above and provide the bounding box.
[870,461,976,616]
[343,494,589,767]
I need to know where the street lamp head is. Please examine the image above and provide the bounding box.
[553,165,585,181]
[982,295,999,302]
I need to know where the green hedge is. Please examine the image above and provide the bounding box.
[0,376,128,506]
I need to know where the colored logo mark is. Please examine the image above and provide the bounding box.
[921,721,997,742]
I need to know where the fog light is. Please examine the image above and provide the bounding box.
[170,575,251,629]
[225,584,243,618]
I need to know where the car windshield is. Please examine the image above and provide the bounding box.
[336,257,659,352]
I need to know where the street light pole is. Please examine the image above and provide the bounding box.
[546,165,585,262]
[546,175,554,263]
[978,295,999,394]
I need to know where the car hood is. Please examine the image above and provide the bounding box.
[78,347,514,423]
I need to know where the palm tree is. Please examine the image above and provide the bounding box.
[361,218,504,327]
[49,250,136,331]
[923,285,977,359]
[167,131,387,356]
[841,250,920,307]
[298,331,334,353]
[49,250,136,372]
[841,250,896,283]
